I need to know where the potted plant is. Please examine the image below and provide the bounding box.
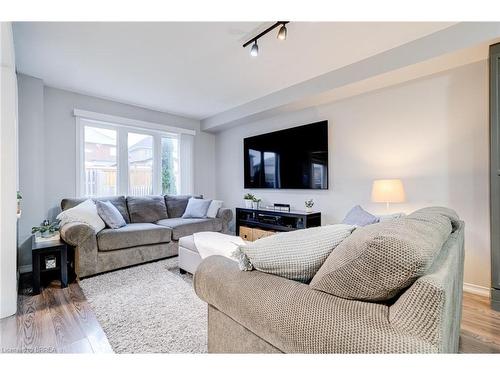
[305,198,314,213]
[252,197,262,210]
[32,220,60,239]
[244,193,255,209]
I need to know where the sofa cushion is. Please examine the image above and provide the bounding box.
[182,198,212,218]
[97,223,172,251]
[96,200,127,229]
[164,195,203,218]
[127,195,168,223]
[62,196,130,223]
[342,205,379,227]
[310,209,454,302]
[156,218,222,240]
[234,224,355,283]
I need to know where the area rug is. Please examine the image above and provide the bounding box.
[79,257,207,353]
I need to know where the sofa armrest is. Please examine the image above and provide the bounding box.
[60,222,98,278]
[194,256,439,353]
[216,208,233,234]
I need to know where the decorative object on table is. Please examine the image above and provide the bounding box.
[304,199,314,213]
[342,205,379,227]
[32,219,60,242]
[371,179,406,211]
[251,197,262,210]
[31,235,69,295]
[45,255,57,269]
[17,190,22,218]
[243,193,255,209]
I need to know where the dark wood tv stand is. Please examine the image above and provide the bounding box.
[235,207,321,241]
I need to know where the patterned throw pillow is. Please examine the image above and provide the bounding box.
[342,205,379,227]
[96,200,127,229]
[233,224,355,283]
[310,208,455,302]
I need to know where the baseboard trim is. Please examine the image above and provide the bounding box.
[19,265,32,274]
[463,282,491,297]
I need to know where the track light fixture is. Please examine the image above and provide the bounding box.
[250,41,259,57]
[277,24,287,40]
[243,21,289,57]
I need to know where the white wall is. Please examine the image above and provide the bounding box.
[17,78,216,270]
[0,22,19,318]
[215,61,490,288]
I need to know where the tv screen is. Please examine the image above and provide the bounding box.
[244,121,328,189]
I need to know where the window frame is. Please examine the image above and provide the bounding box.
[76,115,182,197]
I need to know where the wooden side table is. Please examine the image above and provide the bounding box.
[31,236,68,295]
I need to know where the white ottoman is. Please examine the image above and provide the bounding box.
[178,232,245,274]
[178,235,201,274]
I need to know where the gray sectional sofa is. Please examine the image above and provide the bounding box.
[59,195,232,278]
[194,207,465,353]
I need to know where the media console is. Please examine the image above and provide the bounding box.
[235,207,321,241]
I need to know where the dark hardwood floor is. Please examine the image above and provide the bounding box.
[0,278,113,353]
[1,276,499,353]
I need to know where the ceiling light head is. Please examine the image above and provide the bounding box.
[250,41,259,57]
[277,24,287,40]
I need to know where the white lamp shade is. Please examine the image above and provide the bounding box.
[371,179,406,203]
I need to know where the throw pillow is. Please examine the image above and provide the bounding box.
[165,195,203,218]
[96,200,127,229]
[233,224,355,283]
[126,196,168,223]
[56,199,105,233]
[309,209,455,302]
[342,205,379,226]
[206,200,223,218]
[182,198,212,219]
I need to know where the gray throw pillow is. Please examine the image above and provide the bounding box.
[233,224,355,283]
[127,195,168,223]
[96,200,127,229]
[182,198,212,218]
[342,205,379,226]
[310,208,455,302]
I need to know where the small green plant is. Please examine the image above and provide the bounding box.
[17,191,22,200]
[244,193,256,200]
[305,199,314,208]
[32,221,60,235]
[252,197,262,203]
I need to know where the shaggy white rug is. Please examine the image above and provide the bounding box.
[79,257,207,353]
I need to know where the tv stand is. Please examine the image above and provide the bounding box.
[235,207,321,241]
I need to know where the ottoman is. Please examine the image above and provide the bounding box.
[179,232,245,274]
[178,235,201,274]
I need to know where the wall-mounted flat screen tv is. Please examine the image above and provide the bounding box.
[244,121,328,189]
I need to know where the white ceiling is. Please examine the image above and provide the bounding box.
[13,22,454,120]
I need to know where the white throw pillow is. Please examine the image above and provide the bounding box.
[57,199,106,233]
[233,224,355,283]
[206,200,223,218]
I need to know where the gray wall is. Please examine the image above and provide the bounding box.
[214,61,490,289]
[17,74,216,271]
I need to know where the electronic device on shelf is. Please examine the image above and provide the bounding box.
[235,207,321,236]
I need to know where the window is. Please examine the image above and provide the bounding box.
[78,116,183,197]
[128,133,153,196]
[84,126,117,196]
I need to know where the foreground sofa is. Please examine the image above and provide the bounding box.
[194,207,464,353]
[59,195,232,278]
